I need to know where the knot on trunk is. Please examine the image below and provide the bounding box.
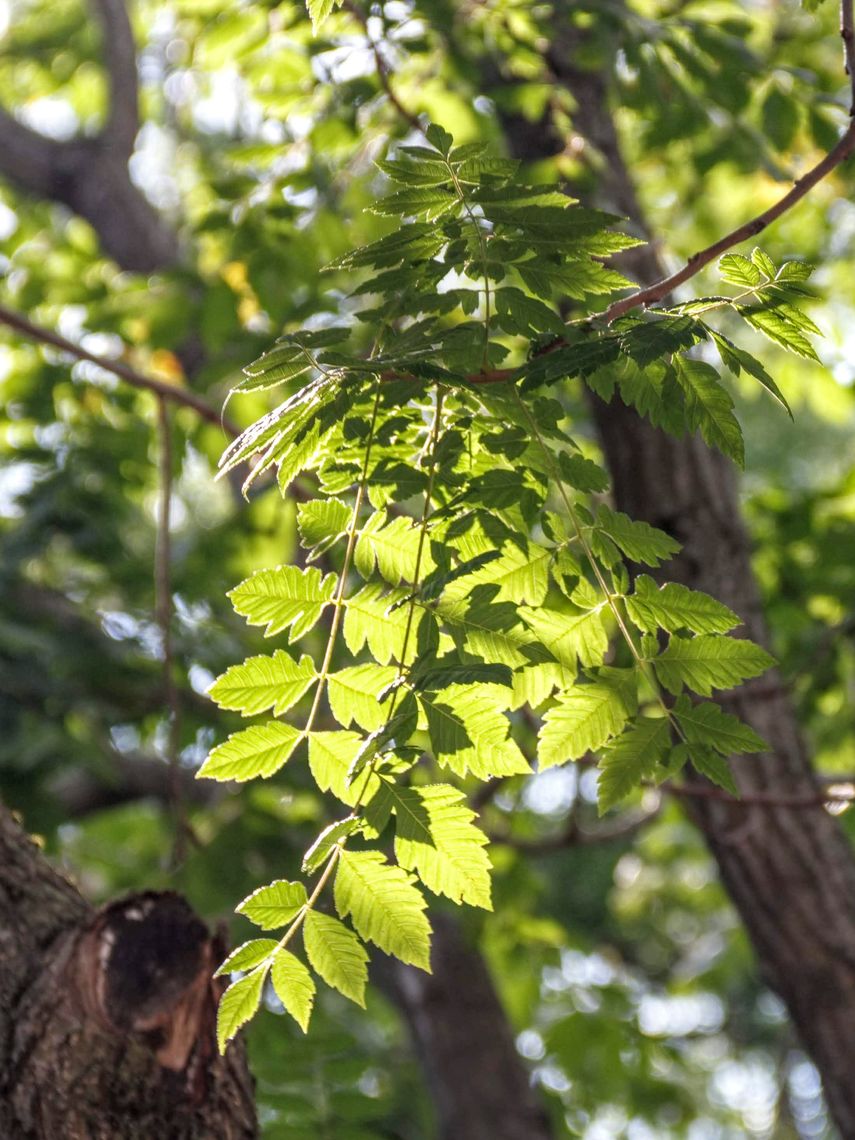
[72,891,225,1079]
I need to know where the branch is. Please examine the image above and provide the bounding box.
[601,123,855,323]
[0,107,64,201]
[843,0,855,114]
[490,805,660,854]
[662,780,855,810]
[343,1,424,134]
[0,302,240,436]
[154,397,190,862]
[91,0,140,157]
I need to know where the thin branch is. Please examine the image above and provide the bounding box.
[600,123,855,324]
[91,0,140,157]
[343,1,424,133]
[843,0,855,114]
[154,397,189,863]
[0,302,240,435]
[490,805,660,854]
[662,780,855,810]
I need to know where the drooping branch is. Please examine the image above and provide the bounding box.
[0,301,240,435]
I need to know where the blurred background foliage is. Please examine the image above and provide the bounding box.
[1,0,854,1136]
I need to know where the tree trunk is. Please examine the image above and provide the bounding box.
[0,804,257,1138]
[509,15,855,1133]
[375,914,554,1140]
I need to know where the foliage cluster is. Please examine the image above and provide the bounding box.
[203,122,817,1047]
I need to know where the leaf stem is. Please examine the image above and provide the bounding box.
[301,381,384,739]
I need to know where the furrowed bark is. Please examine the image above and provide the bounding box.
[504,13,855,1133]
[0,805,257,1138]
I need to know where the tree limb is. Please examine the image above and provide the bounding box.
[92,0,140,157]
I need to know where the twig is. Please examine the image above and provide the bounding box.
[154,397,188,863]
[600,123,855,324]
[843,0,855,114]
[0,302,240,436]
[343,1,424,134]
[490,805,660,854]
[662,781,855,809]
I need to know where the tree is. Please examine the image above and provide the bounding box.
[2,0,855,1137]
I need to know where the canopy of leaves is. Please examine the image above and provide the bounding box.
[2,0,854,1136]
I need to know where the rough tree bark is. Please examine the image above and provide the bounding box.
[0,805,257,1138]
[500,12,855,1134]
[0,3,551,1136]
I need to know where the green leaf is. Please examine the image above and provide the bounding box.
[519,603,608,671]
[421,683,530,779]
[762,89,800,151]
[308,730,381,806]
[236,879,308,930]
[370,187,457,220]
[218,967,266,1052]
[237,344,313,392]
[654,634,775,696]
[558,451,610,493]
[334,849,432,970]
[371,781,492,909]
[710,331,793,418]
[451,541,551,606]
[303,910,368,1007]
[198,722,302,782]
[302,817,362,875]
[376,158,451,188]
[307,0,336,31]
[327,664,397,730]
[673,357,745,466]
[344,583,419,666]
[619,315,705,366]
[689,745,739,794]
[719,253,763,288]
[740,304,819,361]
[597,717,671,814]
[355,513,432,585]
[297,497,351,555]
[673,695,768,754]
[214,939,278,978]
[594,505,680,567]
[229,566,337,640]
[538,682,634,770]
[208,651,316,717]
[494,286,566,336]
[270,949,315,1033]
[625,574,740,635]
[425,122,453,155]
